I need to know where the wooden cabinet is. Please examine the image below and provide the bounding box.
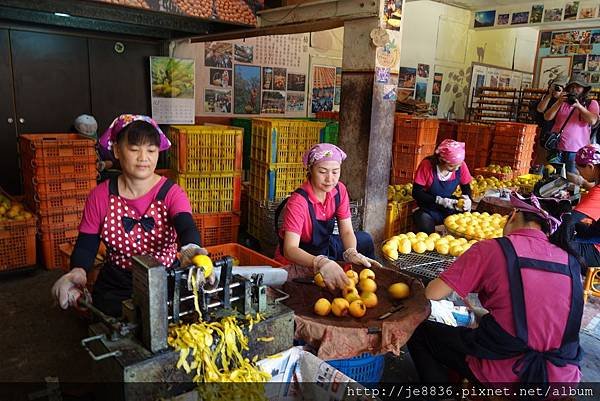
[0,28,161,194]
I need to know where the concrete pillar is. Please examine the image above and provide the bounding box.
[339,17,398,247]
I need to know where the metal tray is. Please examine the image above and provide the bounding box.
[384,251,456,281]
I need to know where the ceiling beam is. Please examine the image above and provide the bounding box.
[257,0,378,27]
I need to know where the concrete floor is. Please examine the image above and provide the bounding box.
[1,268,599,400]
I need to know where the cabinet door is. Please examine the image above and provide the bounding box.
[89,38,160,131]
[0,29,20,194]
[11,30,91,133]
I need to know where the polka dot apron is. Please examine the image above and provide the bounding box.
[101,177,178,270]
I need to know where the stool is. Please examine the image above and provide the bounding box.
[583,267,600,303]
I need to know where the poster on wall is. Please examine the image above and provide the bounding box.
[415,81,427,102]
[383,0,402,30]
[538,56,572,88]
[287,73,306,91]
[398,67,416,88]
[234,64,261,114]
[286,93,305,112]
[432,73,443,96]
[474,10,496,28]
[311,65,336,113]
[204,89,231,114]
[564,2,580,21]
[511,11,530,25]
[150,57,195,124]
[204,42,233,68]
[261,91,286,114]
[544,7,563,23]
[209,68,231,88]
[234,44,254,63]
[530,5,544,23]
[579,4,598,19]
[497,13,510,26]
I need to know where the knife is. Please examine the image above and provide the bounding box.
[292,277,315,285]
[377,304,405,320]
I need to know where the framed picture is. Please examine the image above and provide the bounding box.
[537,56,572,89]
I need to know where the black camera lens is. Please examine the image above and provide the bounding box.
[554,85,563,91]
[567,93,578,104]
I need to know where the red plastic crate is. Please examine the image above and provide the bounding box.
[26,161,98,181]
[26,193,88,216]
[19,133,96,163]
[393,115,439,145]
[436,121,458,146]
[38,210,82,227]
[315,111,339,121]
[0,189,37,272]
[39,222,80,270]
[205,243,283,267]
[192,212,241,247]
[390,143,436,184]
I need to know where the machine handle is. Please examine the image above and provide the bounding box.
[271,287,289,304]
[81,334,122,361]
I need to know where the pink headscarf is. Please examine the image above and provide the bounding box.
[302,143,347,168]
[98,114,171,151]
[509,192,562,234]
[436,139,465,165]
[575,144,600,166]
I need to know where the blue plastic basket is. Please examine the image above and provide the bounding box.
[326,353,385,384]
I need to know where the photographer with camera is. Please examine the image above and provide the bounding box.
[543,76,599,174]
[531,78,566,163]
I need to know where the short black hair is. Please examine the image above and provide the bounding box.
[116,120,160,147]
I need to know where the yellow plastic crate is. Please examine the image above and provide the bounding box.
[249,160,306,201]
[169,125,243,173]
[247,197,263,240]
[177,173,241,213]
[251,119,325,164]
[384,200,416,239]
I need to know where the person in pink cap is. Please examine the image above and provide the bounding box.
[412,139,473,234]
[274,143,382,290]
[554,144,600,269]
[51,114,213,317]
[409,192,583,387]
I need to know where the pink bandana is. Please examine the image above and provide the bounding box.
[575,144,600,166]
[98,114,170,151]
[302,143,347,168]
[436,139,465,165]
[510,192,562,234]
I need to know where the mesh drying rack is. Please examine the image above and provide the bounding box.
[384,251,456,282]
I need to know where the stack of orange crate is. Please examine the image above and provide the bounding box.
[457,123,494,169]
[315,111,339,121]
[436,121,458,146]
[490,122,537,176]
[168,125,243,247]
[390,114,439,184]
[19,134,97,270]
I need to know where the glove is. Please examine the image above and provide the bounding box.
[435,196,458,210]
[179,244,216,286]
[51,268,87,310]
[343,247,383,269]
[461,195,472,212]
[429,300,457,326]
[313,255,349,290]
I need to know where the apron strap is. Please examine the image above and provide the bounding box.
[562,254,584,348]
[156,179,175,201]
[495,237,529,344]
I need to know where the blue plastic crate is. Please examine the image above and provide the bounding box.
[326,353,384,385]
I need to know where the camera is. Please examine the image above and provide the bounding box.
[567,93,578,105]
[554,85,564,91]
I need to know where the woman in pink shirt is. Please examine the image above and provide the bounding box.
[412,139,473,234]
[276,144,382,290]
[51,114,212,317]
[408,193,583,386]
[544,76,599,173]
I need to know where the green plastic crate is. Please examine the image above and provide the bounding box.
[320,120,339,144]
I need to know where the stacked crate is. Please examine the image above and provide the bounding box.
[247,119,325,248]
[390,115,439,184]
[315,111,339,121]
[19,134,97,270]
[169,125,243,247]
[457,123,494,169]
[490,122,537,176]
[436,121,458,146]
[0,188,37,272]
